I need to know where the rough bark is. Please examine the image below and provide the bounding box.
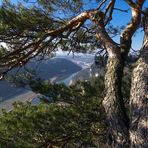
[90,12,130,146]
[101,1,145,147]
[103,55,130,148]
[130,14,148,148]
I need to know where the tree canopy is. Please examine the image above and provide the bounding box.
[0,0,146,75]
[0,76,106,147]
[0,0,148,147]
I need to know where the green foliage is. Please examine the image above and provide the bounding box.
[0,1,56,35]
[0,76,106,148]
[0,70,132,147]
[30,76,104,103]
[0,47,5,58]
[0,0,104,75]
[0,0,85,35]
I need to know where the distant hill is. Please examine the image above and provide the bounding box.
[0,80,28,101]
[0,58,82,102]
[21,57,82,82]
[63,63,104,85]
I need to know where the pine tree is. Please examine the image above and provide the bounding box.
[0,0,147,147]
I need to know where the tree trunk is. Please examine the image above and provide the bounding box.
[103,56,130,148]
[130,15,148,148]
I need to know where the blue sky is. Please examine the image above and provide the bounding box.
[112,0,148,50]
[83,0,148,50]
[0,0,148,50]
